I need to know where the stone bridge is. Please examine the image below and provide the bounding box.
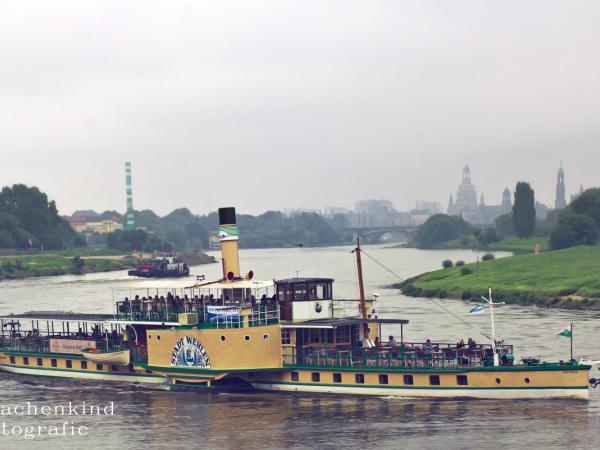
[345,225,419,243]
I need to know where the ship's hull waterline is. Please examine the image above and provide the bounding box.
[0,361,589,399]
[250,382,589,399]
[0,363,167,384]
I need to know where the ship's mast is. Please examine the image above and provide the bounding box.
[353,238,368,335]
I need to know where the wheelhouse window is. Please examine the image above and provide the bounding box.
[311,372,320,382]
[403,374,414,385]
[291,372,299,382]
[293,284,307,301]
[333,373,342,383]
[23,357,29,365]
[96,364,103,371]
[379,374,389,385]
[37,358,43,366]
[66,360,72,368]
[429,375,441,386]
[9,356,15,364]
[81,361,88,370]
[355,374,365,384]
[51,359,57,368]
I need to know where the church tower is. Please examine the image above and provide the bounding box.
[501,187,512,212]
[555,163,566,210]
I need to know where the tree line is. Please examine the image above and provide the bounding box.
[0,184,83,250]
[106,209,352,252]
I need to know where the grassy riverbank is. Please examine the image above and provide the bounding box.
[398,236,549,254]
[0,254,136,280]
[401,245,600,310]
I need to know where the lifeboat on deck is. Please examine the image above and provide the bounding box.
[81,348,130,366]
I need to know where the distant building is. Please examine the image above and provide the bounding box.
[72,210,100,218]
[555,163,567,210]
[414,201,442,215]
[447,165,511,225]
[349,199,408,227]
[322,206,348,218]
[66,216,123,234]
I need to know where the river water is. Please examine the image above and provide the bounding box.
[1,245,599,449]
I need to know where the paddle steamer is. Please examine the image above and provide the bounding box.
[0,207,592,399]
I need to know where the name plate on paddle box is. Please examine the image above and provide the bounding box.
[50,339,97,354]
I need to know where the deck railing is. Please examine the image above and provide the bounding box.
[283,343,514,369]
[114,300,279,328]
[0,336,129,354]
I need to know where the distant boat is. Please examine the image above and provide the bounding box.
[128,253,190,278]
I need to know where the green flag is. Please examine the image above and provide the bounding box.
[557,324,572,338]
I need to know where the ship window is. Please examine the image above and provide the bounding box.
[333,373,342,383]
[96,364,103,371]
[312,372,320,382]
[457,375,468,385]
[524,377,530,384]
[281,329,291,345]
[429,375,441,386]
[23,357,29,365]
[51,359,57,368]
[9,356,15,364]
[403,375,414,385]
[495,378,501,384]
[112,365,119,372]
[308,329,321,344]
[244,335,251,341]
[263,334,269,340]
[335,326,350,344]
[148,334,152,340]
[66,360,72,368]
[355,374,365,384]
[379,374,389,385]
[81,361,88,370]
[220,335,226,342]
[37,358,43,366]
[291,372,299,382]
[156,335,161,341]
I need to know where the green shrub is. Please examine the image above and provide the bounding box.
[481,253,495,261]
[455,260,465,267]
[442,259,453,269]
[460,267,473,276]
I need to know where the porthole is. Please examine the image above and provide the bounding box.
[524,377,530,384]
[157,335,161,341]
[148,335,152,340]
[220,335,226,342]
[495,378,501,384]
[244,335,250,341]
[263,334,269,340]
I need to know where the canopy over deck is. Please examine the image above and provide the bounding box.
[0,311,179,326]
[281,317,409,329]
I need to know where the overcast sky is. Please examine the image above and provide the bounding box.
[1,1,599,216]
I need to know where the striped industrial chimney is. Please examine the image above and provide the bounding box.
[124,162,135,230]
